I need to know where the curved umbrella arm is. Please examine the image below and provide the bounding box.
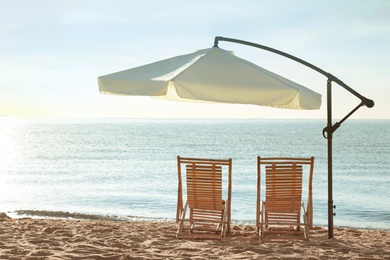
[213,36,374,109]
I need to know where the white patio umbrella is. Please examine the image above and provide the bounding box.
[98,47,322,109]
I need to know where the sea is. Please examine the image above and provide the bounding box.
[0,118,389,230]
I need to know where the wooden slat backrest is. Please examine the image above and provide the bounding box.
[186,163,223,210]
[265,163,303,213]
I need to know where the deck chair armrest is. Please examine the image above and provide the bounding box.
[261,201,266,220]
[301,202,309,225]
[301,202,306,217]
[222,200,229,220]
[257,201,266,228]
[178,201,188,221]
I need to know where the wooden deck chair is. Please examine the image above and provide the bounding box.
[176,156,232,242]
[256,156,314,242]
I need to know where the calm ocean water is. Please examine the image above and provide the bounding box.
[0,118,389,230]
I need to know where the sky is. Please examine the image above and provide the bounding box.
[1,0,389,119]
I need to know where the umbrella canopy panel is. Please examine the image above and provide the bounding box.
[98,47,321,110]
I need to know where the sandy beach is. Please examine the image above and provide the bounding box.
[0,213,389,259]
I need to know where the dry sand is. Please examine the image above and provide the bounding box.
[0,213,389,259]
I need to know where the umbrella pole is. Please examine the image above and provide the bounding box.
[327,79,334,239]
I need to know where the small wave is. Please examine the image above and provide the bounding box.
[13,210,126,221]
[12,210,175,223]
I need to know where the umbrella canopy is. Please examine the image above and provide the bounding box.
[98,47,321,110]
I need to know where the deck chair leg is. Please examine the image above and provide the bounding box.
[301,202,309,240]
[220,200,229,242]
[176,201,188,239]
[259,202,266,243]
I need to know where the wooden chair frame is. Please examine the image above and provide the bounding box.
[257,156,314,242]
[176,156,232,242]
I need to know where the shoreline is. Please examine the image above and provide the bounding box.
[7,210,390,232]
[0,213,389,259]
